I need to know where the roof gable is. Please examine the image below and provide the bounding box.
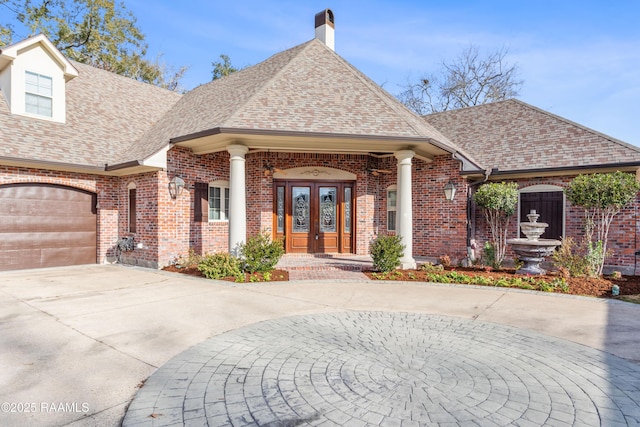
[0,34,78,81]
[0,61,181,170]
[424,99,640,173]
[132,39,477,166]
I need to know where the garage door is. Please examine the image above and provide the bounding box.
[0,183,97,271]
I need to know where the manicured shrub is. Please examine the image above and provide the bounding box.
[239,231,285,274]
[566,171,640,275]
[370,235,405,272]
[198,252,244,281]
[473,182,518,267]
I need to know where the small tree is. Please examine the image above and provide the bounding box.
[473,182,519,267]
[565,171,640,275]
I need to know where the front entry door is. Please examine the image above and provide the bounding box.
[274,181,353,253]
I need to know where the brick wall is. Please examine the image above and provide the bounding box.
[6,156,637,274]
[471,175,640,274]
[151,149,470,265]
[159,147,231,265]
[374,155,469,263]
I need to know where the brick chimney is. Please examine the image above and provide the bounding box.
[315,9,335,51]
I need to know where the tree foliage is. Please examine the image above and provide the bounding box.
[473,182,519,267]
[399,45,523,115]
[211,54,238,81]
[0,0,187,90]
[566,171,640,275]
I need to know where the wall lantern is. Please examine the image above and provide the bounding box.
[168,176,185,199]
[443,181,457,201]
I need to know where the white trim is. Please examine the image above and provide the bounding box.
[517,184,565,238]
[0,34,79,79]
[386,185,397,232]
[273,166,356,180]
[519,184,564,193]
[208,180,230,221]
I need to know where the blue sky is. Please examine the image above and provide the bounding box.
[6,1,640,146]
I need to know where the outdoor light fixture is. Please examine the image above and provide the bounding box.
[168,176,185,199]
[443,181,456,201]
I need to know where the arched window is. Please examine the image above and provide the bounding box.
[127,182,136,233]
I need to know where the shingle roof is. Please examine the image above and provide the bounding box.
[3,37,476,171]
[0,61,182,168]
[131,39,470,162]
[424,99,640,173]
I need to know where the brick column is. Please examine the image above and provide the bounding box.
[395,150,416,269]
[227,144,249,254]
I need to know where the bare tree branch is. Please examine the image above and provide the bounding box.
[398,44,523,114]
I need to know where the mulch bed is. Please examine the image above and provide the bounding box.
[363,267,640,298]
[162,264,640,299]
[162,265,289,282]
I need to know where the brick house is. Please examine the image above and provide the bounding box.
[2,10,640,274]
[425,100,640,274]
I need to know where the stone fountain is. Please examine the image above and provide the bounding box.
[507,210,561,275]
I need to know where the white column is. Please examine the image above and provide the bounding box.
[395,150,416,269]
[227,144,249,255]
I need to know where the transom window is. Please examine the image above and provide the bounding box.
[209,183,229,221]
[25,71,53,117]
[387,186,397,231]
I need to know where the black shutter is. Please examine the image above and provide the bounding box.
[129,189,136,233]
[194,182,209,222]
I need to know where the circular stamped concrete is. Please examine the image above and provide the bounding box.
[123,312,640,426]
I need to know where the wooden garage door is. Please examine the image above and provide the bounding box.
[0,184,97,271]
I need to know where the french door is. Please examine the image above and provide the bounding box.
[274,181,354,253]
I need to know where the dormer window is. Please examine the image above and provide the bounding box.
[25,71,53,117]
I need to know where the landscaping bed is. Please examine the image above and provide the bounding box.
[163,263,640,299]
[162,264,289,282]
[363,266,640,298]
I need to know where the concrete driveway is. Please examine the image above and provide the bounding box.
[1,264,639,426]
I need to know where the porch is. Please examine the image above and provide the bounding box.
[275,253,432,280]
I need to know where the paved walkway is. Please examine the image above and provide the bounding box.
[275,254,374,280]
[1,264,640,426]
[123,312,640,427]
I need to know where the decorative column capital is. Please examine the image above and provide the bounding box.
[394,150,415,164]
[227,144,249,158]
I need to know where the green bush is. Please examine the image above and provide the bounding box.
[240,232,285,274]
[552,237,589,277]
[482,242,501,269]
[197,252,244,281]
[370,235,405,272]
